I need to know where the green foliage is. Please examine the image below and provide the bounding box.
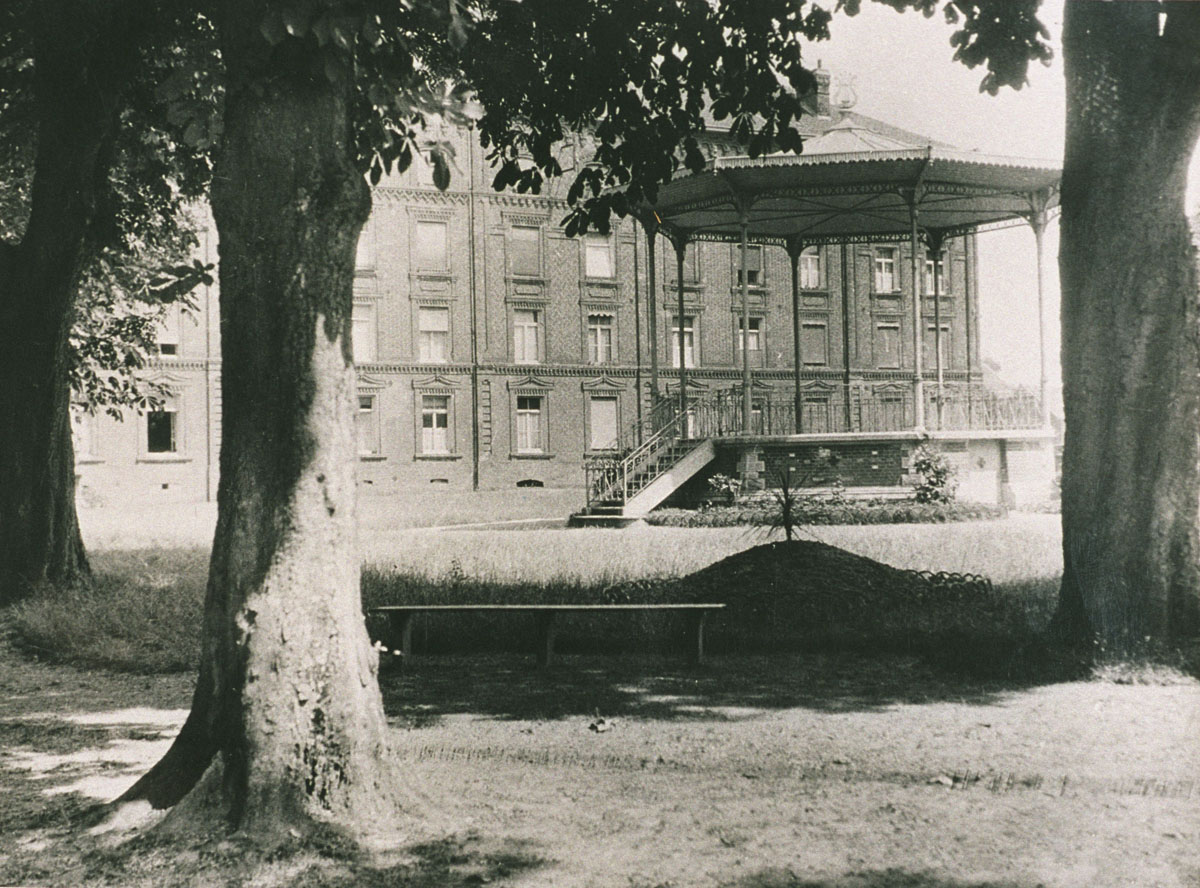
[647,499,1007,528]
[1,5,214,416]
[71,236,211,419]
[841,0,1054,96]
[910,444,958,504]
[460,0,825,234]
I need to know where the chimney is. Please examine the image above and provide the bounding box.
[813,62,832,118]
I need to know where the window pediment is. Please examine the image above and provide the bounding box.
[357,373,391,391]
[581,375,625,392]
[507,374,554,392]
[141,369,189,389]
[412,374,460,390]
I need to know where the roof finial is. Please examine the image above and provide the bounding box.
[833,73,858,117]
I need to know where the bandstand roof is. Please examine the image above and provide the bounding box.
[649,117,1061,246]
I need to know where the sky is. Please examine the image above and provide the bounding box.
[807,1,1069,397]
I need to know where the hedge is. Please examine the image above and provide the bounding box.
[645,499,1008,528]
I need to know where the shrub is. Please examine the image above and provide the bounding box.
[646,499,1007,528]
[705,473,742,501]
[911,444,958,503]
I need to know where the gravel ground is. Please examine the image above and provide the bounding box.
[1,641,1197,888]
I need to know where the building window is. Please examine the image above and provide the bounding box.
[924,252,948,294]
[157,309,180,356]
[414,220,448,271]
[356,221,374,270]
[415,148,436,187]
[878,392,908,430]
[874,248,898,292]
[735,317,762,361]
[734,244,763,286]
[671,315,696,368]
[800,247,821,289]
[510,226,541,277]
[71,408,98,460]
[352,302,376,363]
[923,323,952,369]
[417,306,450,363]
[587,314,614,364]
[420,394,451,454]
[801,394,832,434]
[588,396,619,451]
[146,404,178,454]
[356,395,380,456]
[876,321,902,369]
[669,243,702,284]
[801,321,828,366]
[515,395,543,453]
[513,308,541,364]
[584,234,615,278]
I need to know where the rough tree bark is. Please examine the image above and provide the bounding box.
[1055,1,1200,650]
[119,4,403,843]
[0,5,142,601]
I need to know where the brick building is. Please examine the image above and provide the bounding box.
[73,76,1056,509]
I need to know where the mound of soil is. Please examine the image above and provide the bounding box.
[671,540,1012,653]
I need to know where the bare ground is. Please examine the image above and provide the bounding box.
[1,635,1197,888]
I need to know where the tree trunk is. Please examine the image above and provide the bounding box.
[120,9,403,844]
[0,7,137,601]
[1055,2,1200,651]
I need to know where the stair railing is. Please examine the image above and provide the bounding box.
[586,390,729,509]
[588,409,683,507]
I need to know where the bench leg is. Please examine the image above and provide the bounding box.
[388,612,416,665]
[690,611,708,665]
[535,612,557,668]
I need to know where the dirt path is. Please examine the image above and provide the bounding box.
[1,645,1197,887]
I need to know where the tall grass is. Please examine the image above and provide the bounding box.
[8,548,208,673]
[8,518,1064,673]
[367,518,1062,586]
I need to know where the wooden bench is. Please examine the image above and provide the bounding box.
[370,603,725,667]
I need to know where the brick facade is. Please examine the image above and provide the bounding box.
[76,107,1052,507]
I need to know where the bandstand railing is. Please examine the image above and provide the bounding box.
[691,382,1043,438]
[582,382,1043,511]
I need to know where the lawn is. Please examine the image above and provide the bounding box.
[4,500,1197,887]
[19,507,1064,673]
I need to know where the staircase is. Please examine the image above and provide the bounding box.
[570,397,717,527]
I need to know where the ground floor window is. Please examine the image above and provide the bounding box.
[421,395,451,454]
[516,396,543,453]
[356,395,380,455]
[588,396,619,450]
[146,405,178,453]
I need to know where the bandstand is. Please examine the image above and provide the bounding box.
[577,117,1061,524]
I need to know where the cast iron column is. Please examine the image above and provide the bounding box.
[739,214,752,433]
[906,191,926,430]
[786,236,805,434]
[641,215,661,418]
[1029,204,1052,428]
[674,234,690,437]
[927,230,947,430]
